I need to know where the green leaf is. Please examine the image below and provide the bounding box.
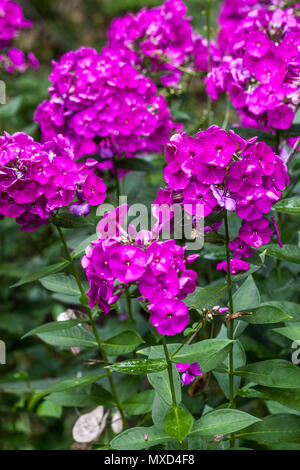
[184,283,227,309]
[36,400,62,419]
[256,386,300,412]
[109,359,167,375]
[22,320,97,349]
[152,393,170,430]
[53,213,94,228]
[72,233,98,259]
[40,274,81,296]
[101,330,144,356]
[0,96,23,119]
[22,319,88,339]
[190,409,260,437]
[163,406,194,443]
[242,302,292,324]
[273,197,300,214]
[115,158,156,173]
[235,359,300,388]
[213,332,246,399]
[122,390,155,416]
[171,339,233,373]
[147,364,182,406]
[265,244,300,264]
[48,374,106,394]
[11,261,69,287]
[48,386,114,408]
[232,275,260,311]
[236,414,300,444]
[110,426,171,450]
[285,123,300,137]
[273,323,300,341]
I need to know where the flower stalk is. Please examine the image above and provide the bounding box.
[55,224,128,429]
[224,211,236,448]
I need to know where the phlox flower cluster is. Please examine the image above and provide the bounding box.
[107,0,216,87]
[82,204,198,336]
[217,0,289,52]
[154,126,289,274]
[0,132,106,231]
[0,0,39,74]
[207,5,300,132]
[34,47,174,161]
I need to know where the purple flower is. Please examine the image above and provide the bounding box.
[109,245,147,284]
[35,47,174,162]
[176,362,202,385]
[0,132,106,231]
[239,217,272,248]
[236,188,272,221]
[226,160,262,197]
[216,258,250,275]
[149,299,189,336]
[228,237,253,259]
[268,104,295,130]
[246,30,272,58]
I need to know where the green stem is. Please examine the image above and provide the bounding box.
[224,212,236,448]
[162,336,177,409]
[170,319,203,359]
[206,0,213,126]
[55,224,128,429]
[56,225,85,297]
[112,155,121,203]
[125,286,134,322]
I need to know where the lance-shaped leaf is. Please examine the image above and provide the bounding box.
[109,359,167,375]
[110,426,171,450]
[232,275,260,311]
[184,283,227,310]
[190,409,261,437]
[40,274,81,296]
[273,323,300,341]
[22,320,97,349]
[242,302,292,324]
[163,406,194,443]
[11,261,69,287]
[264,244,300,264]
[235,414,300,444]
[235,359,300,388]
[48,374,106,394]
[273,197,300,214]
[100,330,144,356]
[122,390,155,416]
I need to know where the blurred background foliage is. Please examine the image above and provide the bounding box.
[1,0,300,450]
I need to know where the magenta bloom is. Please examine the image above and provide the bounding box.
[149,299,189,336]
[109,245,147,283]
[239,217,272,248]
[176,362,202,385]
[226,160,262,197]
[268,104,295,130]
[35,47,174,161]
[107,0,210,87]
[228,237,253,259]
[208,4,299,132]
[182,181,217,216]
[236,188,272,221]
[217,258,250,275]
[0,132,106,231]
